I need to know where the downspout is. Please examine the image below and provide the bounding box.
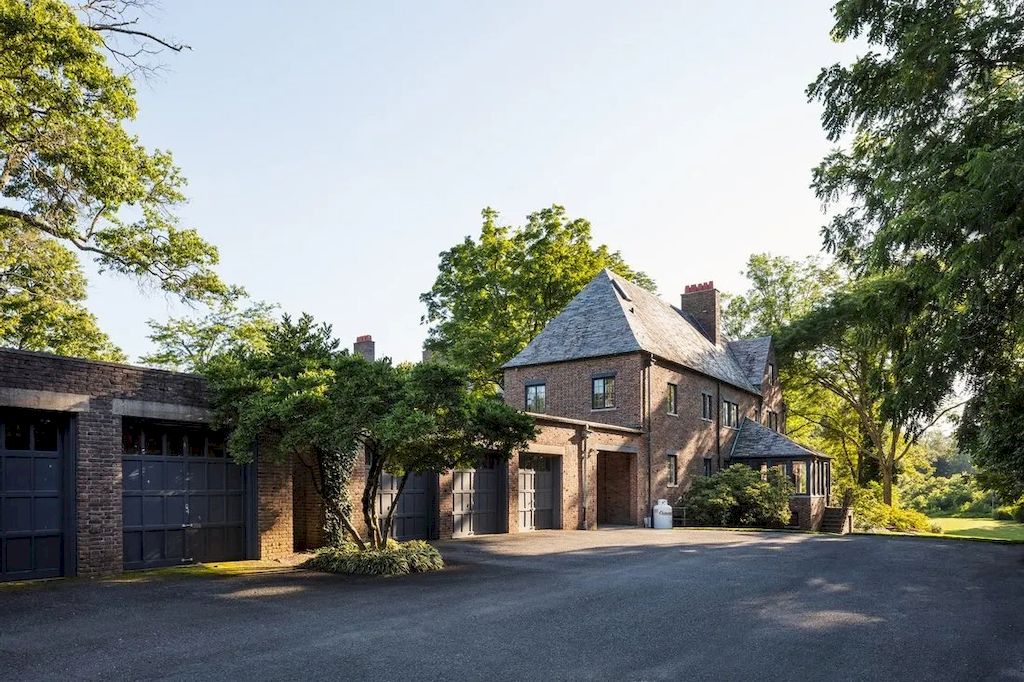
[645,353,653,519]
[715,381,722,470]
[580,424,591,530]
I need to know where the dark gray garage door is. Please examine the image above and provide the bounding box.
[453,460,502,537]
[1,410,68,582]
[518,454,557,531]
[122,418,248,569]
[377,472,436,541]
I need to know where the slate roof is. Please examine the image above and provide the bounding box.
[726,336,773,389]
[503,270,760,394]
[729,418,829,459]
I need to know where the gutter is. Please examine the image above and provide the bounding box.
[524,412,643,435]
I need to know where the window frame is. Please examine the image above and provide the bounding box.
[667,453,678,486]
[666,383,678,415]
[700,392,714,422]
[722,399,740,429]
[591,375,616,410]
[524,382,546,413]
[703,457,713,478]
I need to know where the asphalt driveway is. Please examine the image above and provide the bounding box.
[1,529,1022,681]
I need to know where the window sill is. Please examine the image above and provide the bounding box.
[666,411,678,417]
[591,407,617,412]
[700,417,713,423]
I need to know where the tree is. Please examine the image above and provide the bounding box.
[421,205,655,390]
[332,360,535,547]
[0,218,123,360]
[809,1,1024,490]
[1,0,224,301]
[206,315,536,551]
[778,277,965,505]
[140,288,276,372]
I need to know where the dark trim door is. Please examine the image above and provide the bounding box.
[0,409,70,582]
[377,472,437,541]
[452,461,501,537]
[121,419,249,570]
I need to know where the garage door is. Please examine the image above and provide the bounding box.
[377,472,435,541]
[452,461,501,537]
[519,454,557,531]
[1,410,68,582]
[121,418,248,569]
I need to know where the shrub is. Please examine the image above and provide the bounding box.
[993,505,1017,521]
[679,464,794,528]
[304,540,444,576]
[929,523,943,534]
[1015,505,1024,524]
[845,482,932,532]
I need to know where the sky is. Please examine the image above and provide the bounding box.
[83,1,864,364]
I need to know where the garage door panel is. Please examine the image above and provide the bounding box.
[122,418,250,570]
[34,497,60,531]
[452,462,502,537]
[377,472,434,541]
[4,456,31,491]
[34,458,59,491]
[3,498,30,531]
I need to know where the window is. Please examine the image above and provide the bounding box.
[767,410,779,431]
[667,454,678,486]
[666,383,677,415]
[723,400,740,428]
[791,460,808,494]
[767,362,776,383]
[592,376,615,410]
[525,383,546,412]
[701,392,714,421]
[703,457,713,478]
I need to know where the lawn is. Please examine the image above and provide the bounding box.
[930,516,1024,542]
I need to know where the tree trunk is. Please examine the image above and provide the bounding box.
[881,464,894,506]
[380,471,412,545]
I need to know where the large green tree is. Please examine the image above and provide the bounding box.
[421,205,655,389]
[206,315,535,550]
[0,218,123,359]
[1,0,224,305]
[809,0,1024,495]
[140,287,276,372]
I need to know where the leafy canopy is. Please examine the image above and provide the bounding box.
[421,205,655,390]
[205,314,535,550]
[0,0,224,301]
[809,0,1024,494]
[0,218,123,360]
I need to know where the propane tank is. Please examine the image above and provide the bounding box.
[653,499,673,529]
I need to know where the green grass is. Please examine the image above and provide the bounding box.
[929,516,1024,542]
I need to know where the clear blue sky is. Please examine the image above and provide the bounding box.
[84,1,862,364]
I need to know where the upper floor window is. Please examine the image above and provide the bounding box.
[525,383,546,412]
[701,392,714,421]
[723,400,740,428]
[767,410,779,432]
[667,453,678,486]
[666,383,677,415]
[767,362,777,384]
[592,376,615,410]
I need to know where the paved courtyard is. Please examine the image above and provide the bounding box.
[1,529,1022,681]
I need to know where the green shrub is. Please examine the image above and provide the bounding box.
[993,505,1017,521]
[845,482,932,532]
[678,464,794,528]
[304,540,444,576]
[929,523,943,534]
[1015,505,1024,524]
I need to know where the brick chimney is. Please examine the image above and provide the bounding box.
[680,281,721,345]
[353,334,375,362]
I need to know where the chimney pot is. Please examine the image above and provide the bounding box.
[353,335,376,361]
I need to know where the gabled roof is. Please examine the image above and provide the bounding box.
[726,336,772,389]
[503,270,759,394]
[729,418,829,460]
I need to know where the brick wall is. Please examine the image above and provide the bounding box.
[503,353,644,429]
[0,349,208,576]
[256,437,293,560]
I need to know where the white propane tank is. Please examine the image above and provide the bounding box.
[653,499,673,529]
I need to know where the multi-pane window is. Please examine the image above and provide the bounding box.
[767,363,777,384]
[767,410,779,431]
[723,400,740,428]
[791,460,808,494]
[525,383,546,412]
[592,376,615,410]
[667,453,678,486]
[701,392,714,421]
[666,383,677,415]
[121,417,226,458]
[703,457,713,477]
